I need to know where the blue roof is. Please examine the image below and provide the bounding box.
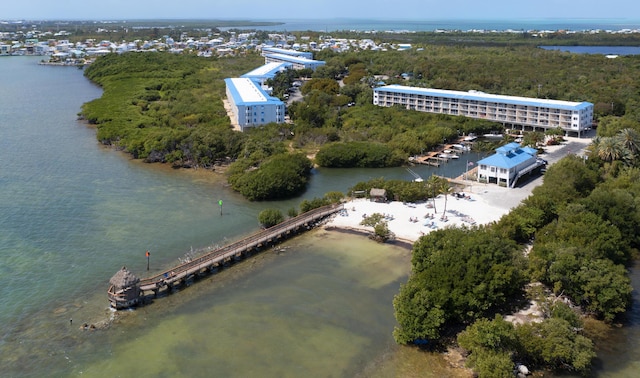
[375,85,593,111]
[265,53,325,66]
[262,47,312,58]
[224,78,284,107]
[477,143,537,169]
[241,62,292,81]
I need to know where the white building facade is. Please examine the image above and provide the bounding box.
[476,142,542,188]
[224,78,285,131]
[373,85,594,137]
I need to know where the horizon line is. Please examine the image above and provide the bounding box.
[2,17,640,22]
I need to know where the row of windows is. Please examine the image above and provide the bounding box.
[375,93,585,115]
[479,165,510,174]
[390,104,576,124]
[244,105,285,110]
[380,100,575,115]
[246,117,284,124]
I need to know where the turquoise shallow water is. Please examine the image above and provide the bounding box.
[0,57,418,377]
[1,56,638,377]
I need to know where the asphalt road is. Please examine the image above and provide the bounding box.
[286,87,303,106]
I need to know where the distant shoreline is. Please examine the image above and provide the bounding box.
[216,18,640,33]
[3,18,638,33]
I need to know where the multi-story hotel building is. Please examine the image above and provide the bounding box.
[373,85,594,137]
[224,78,285,131]
[241,61,292,84]
[241,61,292,93]
[261,47,313,60]
[264,53,325,71]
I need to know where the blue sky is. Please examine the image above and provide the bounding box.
[2,0,639,21]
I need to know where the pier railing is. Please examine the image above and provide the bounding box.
[137,203,343,291]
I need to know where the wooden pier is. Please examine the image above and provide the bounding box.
[107,203,344,309]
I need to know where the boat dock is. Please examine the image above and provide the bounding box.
[410,139,472,166]
[107,203,344,309]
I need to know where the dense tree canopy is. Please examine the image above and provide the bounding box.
[393,133,639,375]
[458,310,595,377]
[82,52,263,167]
[81,45,640,203]
[315,141,405,168]
[393,227,526,343]
[228,153,313,201]
[289,46,640,158]
[348,177,432,203]
[528,203,633,321]
[258,209,284,228]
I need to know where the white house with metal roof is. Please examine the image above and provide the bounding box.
[264,53,326,71]
[373,85,594,137]
[224,78,286,131]
[476,142,543,188]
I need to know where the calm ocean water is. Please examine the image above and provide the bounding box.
[540,46,640,55]
[224,18,640,32]
[1,53,639,377]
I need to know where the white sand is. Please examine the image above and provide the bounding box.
[326,184,519,243]
[325,135,593,243]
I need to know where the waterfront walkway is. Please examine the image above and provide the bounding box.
[109,204,343,309]
[139,204,343,291]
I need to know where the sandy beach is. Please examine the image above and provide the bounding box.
[326,184,524,243]
[325,135,593,244]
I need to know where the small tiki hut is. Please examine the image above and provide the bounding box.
[369,188,387,203]
[107,266,141,310]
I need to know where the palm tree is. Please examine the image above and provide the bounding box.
[523,131,545,148]
[427,175,441,213]
[586,135,601,157]
[595,136,625,162]
[439,179,454,221]
[616,128,640,158]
